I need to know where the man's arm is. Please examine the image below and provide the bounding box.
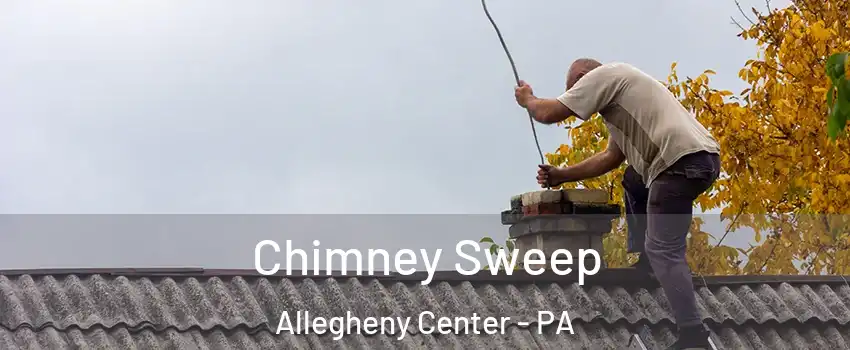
[525,97,575,125]
[516,66,619,125]
[560,138,625,182]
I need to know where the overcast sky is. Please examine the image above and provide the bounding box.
[0,0,785,270]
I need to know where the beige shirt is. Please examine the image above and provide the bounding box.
[556,62,720,187]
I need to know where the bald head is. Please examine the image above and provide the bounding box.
[566,58,602,90]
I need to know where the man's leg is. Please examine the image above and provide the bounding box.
[644,151,720,348]
[622,166,652,270]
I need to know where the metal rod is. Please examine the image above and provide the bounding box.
[480,0,547,167]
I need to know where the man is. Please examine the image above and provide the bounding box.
[513,58,721,350]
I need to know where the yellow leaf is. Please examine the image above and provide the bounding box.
[571,1,850,274]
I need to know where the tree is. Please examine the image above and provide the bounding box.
[543,0,850,275]
[826,52,849,139]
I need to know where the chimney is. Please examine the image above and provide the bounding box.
[501,189,621,270]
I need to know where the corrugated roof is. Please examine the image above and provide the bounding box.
[2,322,849,349]
[1,269,849,349]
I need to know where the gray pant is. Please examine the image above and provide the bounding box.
[622,151,720,327]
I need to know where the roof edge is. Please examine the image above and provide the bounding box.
[1,268,849,287]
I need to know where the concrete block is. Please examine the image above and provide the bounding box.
[518,258,602,272]
[509,215,615,238]
[521,190,563,206]
[509,216,588,237]
[510,195,523,209]
[520,192,536,206]
[514,234,537,252]
[540,190,563,203]
[521,203,564,216]
[570,203,621,215]
[561,189,608,204]
[513,233,605,271]
[501,210,522,225]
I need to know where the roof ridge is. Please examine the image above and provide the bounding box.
[2,268,850,287]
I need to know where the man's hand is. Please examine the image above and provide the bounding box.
[514,81,573,124]
[514,80,534,108]
[537,164,571,188]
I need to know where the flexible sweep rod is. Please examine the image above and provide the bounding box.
[480,0,546,166]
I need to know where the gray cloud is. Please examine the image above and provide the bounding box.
[0,0,782,268]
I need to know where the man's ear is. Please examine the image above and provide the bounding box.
[566,73,585,90]
[574,73,585,85]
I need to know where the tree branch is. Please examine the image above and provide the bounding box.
[697,202,748,274]
[734,0,757,25]
[757,221,784,273]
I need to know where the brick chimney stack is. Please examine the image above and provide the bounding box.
[501,189,621,270]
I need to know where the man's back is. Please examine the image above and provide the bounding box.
[558,62,720,186]
[522,59,722,349]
